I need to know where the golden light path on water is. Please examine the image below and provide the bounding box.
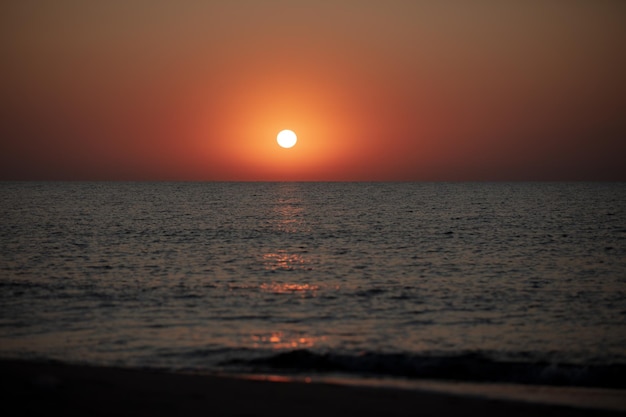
[250,331,328,350]
[246,183,329,350]
[262,252,309,271]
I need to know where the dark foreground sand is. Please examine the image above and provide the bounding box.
[1,359,623,417]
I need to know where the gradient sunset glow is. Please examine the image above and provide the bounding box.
[1,1,625,181]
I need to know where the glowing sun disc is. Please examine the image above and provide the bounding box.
[277,129,297,148]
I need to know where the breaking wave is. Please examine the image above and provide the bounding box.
[222,349,625,389]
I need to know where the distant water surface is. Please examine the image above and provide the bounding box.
[1,182,625,387]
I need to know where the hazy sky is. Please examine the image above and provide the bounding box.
[1,1,625,180]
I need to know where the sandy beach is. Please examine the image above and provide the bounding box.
[2,359,623,417]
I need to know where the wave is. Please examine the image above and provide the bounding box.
[221,349,625,389]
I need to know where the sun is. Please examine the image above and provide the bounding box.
[277,129,297,148]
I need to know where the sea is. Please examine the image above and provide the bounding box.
[1,182,625,389]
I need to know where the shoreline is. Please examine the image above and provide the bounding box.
[2,359,623,416]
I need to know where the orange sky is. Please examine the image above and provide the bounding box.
[1,1,625,181]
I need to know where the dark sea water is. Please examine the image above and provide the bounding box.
[1,182,625,388]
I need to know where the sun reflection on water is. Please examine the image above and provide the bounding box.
[273,203,306,233]
[271,184,309,234]
[250,331,327,350]
[262,251,310,271]
[259,282,320,294]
